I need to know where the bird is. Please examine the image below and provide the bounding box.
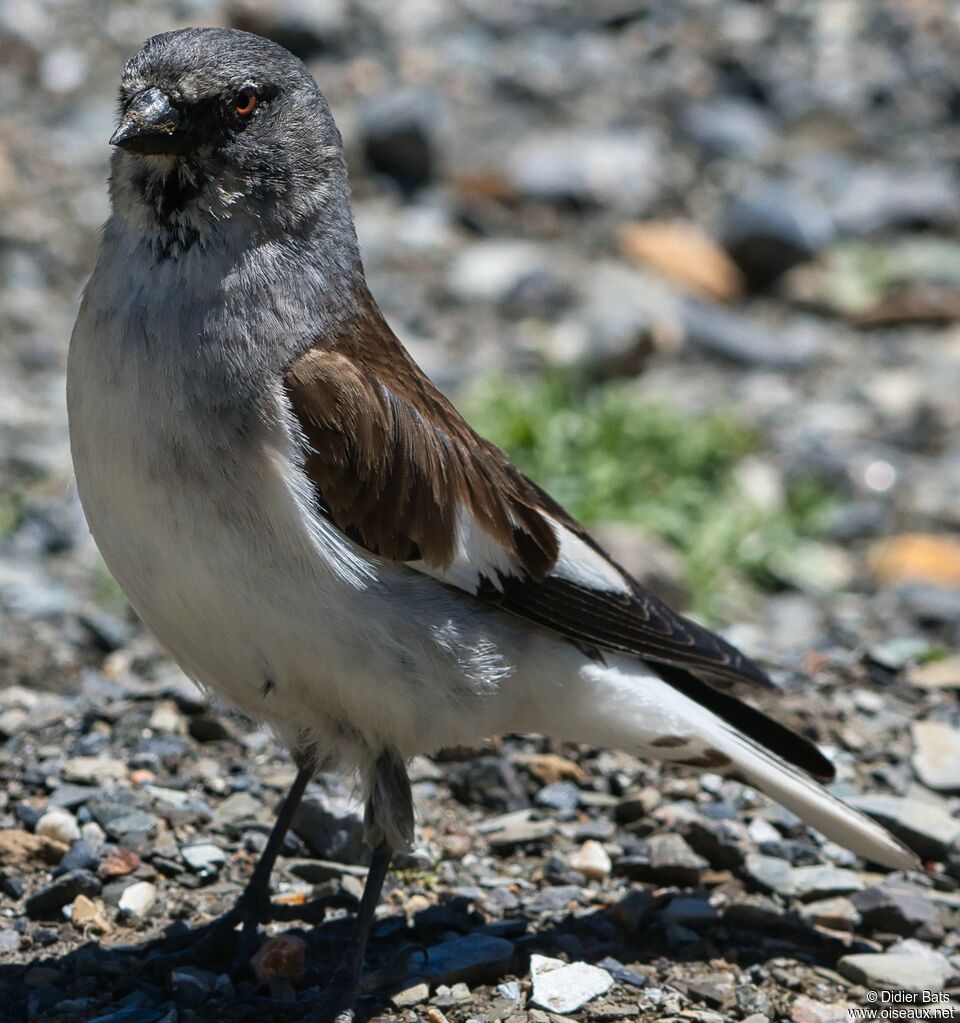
[67,25,918,1022]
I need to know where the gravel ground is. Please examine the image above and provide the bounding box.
[3,1,960,1021]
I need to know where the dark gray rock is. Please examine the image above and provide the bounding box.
[360,88,438,195]
[54,840,100,877]
[291,789,367,865]
[25,869,101,919]
[680,300,822,369]
[718,183,832,289]
[448,756,529,813]
[851,885,944,940]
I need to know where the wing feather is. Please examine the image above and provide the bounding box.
[283,300,771,690]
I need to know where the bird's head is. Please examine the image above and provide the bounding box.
[109,27,349,252]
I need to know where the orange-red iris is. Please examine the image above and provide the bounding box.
[235,88,258,117]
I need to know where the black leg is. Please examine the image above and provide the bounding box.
[300,843,392,1023]
[145,766,314,967]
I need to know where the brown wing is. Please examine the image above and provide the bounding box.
[283,297,772,690]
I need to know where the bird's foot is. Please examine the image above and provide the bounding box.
[297,961,363,1023]
[144,892,357,975]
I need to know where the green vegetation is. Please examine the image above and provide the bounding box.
[460,372,834,618]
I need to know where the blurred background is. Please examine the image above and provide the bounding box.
[2,1,960,1018]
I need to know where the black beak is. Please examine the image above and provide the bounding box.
[110,88,183,154]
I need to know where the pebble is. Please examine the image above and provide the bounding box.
[530,955,614,1014]
[389,933,514,988]
[392,982,430,1008]
[480,809,555,852]
[718,183,832,290]
[568,840,612,881]
[62,755,127,784]
[838,952,949,993]
[798,896,861,932]
[788,865,864,902]
[291,789,367,864]
[507,130,661,211]
[911,720,960,792]
[170,966,218,1007]
[534,781,581,811]
[26,869,101,920]
[680,299,822,369]
[851,885,943,940]
[117,880,156,921]
[644,833,708,885]
[35,808,81,845]
[0,828,68,866]
[251,934,306,984]
[180,843,227,876]
[70,893,111,933]
[55,839,101,876]
[850,793,960,860]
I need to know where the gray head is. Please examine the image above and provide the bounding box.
[109,28,354,256]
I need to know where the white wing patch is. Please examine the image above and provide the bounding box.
[409,503,629,597]
[548,518,630,594]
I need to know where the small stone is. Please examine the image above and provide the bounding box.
[717,183,832,290]
[790,995,849,1023]
[389,934,514,988]
[291,787,366,864]
[850,793,960,860]
[851,885,943,940]
[645,833,708,885]
[798,896,861,932]
[480,809,555,852]
[391,982,429,1008]
[908,655,960,690]
[448,756,529,813]
[81,822,107,851]
[912,721,960,792]
[610,889,653,935]
[35,809,81,845]
[213,790,263,828]
[568,841,612,881]
[534,782,581,811]
[0,828,68,866]
[619,220,744,302]
[869,534,960,589]
[181,843,226,876]
[530,955,613,1014]
[742,854,796,895]
[117,880,156,922]
[148,701,185,734]
[660,895,718,925]
[70,894,111,933]
[171,966,218,1007]
[513,753,586,786]
[251,934,306,984]
[99,846,141,880]
[62,756,127,784]
[838,953,948,993]
[789,865,864,902]
[55,840,100,876]
[680,299,821,369]
[26,869,101,920]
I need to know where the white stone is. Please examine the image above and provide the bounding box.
[569,840,612,881]
[80,821,106,852]
[35,809,80,845]
[118,881,157,922]
[531,954,613,1014]
[912,721,960,792]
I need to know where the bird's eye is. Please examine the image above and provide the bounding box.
[234,87,259,118]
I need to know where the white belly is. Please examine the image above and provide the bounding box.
[65,306,586,766]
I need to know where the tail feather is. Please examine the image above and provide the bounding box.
[699,719,919,870]
[566,657,920,872]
